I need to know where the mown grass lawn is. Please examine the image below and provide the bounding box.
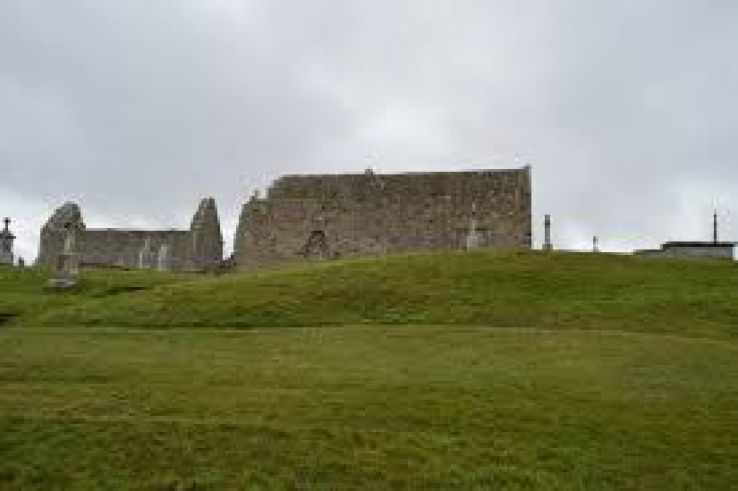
[1,251,737,489]
[1,326,737,489]
[0,265,192,326]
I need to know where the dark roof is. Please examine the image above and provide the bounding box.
[663,241,736,248]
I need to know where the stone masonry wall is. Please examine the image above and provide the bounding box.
[37,198,224,272]
[79,230,191,270]
[234,167,531,269]
[189,197,224,272]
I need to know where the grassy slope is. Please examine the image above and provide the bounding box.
[18,250,738,339]
[0,265,194,325]
[2,252,738,488]
[1,327,736,489]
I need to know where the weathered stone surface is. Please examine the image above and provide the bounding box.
[46,224,82,289]
[37,198,224,272]
[189,197,224,272]
[234,167,532,269]
[37,202,84,270]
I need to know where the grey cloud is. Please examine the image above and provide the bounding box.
[1,1,737,261]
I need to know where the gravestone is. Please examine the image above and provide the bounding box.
[157,243,171,271]
[138,237,156,269]
[46,225,81,289]
[465,203,481,250]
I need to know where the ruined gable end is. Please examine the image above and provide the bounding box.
[189,197,224,272]
[37,202,86,268]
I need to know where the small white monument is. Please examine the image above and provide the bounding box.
[138,237,156,269]
[157,243,171,271]
[465,203,481,250]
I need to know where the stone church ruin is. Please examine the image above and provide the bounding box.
[37,198,224,272]
[234,167,532,269]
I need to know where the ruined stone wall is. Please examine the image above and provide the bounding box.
[37,198,224,272]
[189,197,224,272]
[36,202,85,270]
[234,167,531,269]
[79,230,191,270]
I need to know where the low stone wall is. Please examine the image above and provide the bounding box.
[635,242,735,260]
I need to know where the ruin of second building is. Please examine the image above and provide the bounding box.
[36,198,224,272]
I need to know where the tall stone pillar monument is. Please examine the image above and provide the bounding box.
[0,218,15,265]
[543,214,553,251]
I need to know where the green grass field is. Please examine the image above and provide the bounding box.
[1,251,737,489]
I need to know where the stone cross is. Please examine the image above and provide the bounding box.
[63,225,77,254]
[61,225,80,276]
[0,217,16,265]
[46,224,80,288]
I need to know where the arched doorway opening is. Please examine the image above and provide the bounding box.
[301,230,329,259]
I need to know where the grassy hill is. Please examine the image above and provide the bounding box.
[0,265,191,326]
[1,251,738,488]
[10,249,738,339]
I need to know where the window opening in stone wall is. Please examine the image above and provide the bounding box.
[301,230,329,259]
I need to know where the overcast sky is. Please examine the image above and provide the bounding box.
[2,1,737,261]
